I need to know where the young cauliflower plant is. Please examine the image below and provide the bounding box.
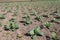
[4,21,11,30]
[29,9,38,16]
[34,27,44,36]
[35,15,42,21]
[0,14,6,19]
[4,21,19,31]
[27,26,44,40]
[13,5,19,16]
[24,14,32,25]
[52,32,57,40]
[43,22,52,29]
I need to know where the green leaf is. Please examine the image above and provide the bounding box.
[13,5,19,16]
[12,22,19,29]
[5,21,11,30]
[28,28,35,36]
[34,26,44,36]
[44,22,51,29]
[29,9,38,16]
[52,32,57,40]
[0,14,5,19]
[38,31,44,36]
[24,14,32,25]
[35,16,41,21]
[7,21,11,27]
[24,14,30,18]
[4,21,19,31]
[13,12,17,16]
[25,18,32,24]
[32,35,36,40]
[34,26,40,34]
[5,26,10,30]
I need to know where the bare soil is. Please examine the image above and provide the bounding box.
[0,1,60,40]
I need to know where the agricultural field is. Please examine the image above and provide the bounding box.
[0,0,58,2]
[0,1,60,40]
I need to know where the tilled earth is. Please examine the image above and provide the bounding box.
[0,2,60,40]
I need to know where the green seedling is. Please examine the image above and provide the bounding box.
[29,9,38,16]
[35,16,41,21]
[34,26,44,36]
[11,22,19,30]
[30,12,38,16]
[24,14,32,25]
[13,11,18,16]
[28,28,35,36]
[28,28,35,40]
[5,21,11,30]
[25,17,32,25]
[52,32,57,40]
[6,6,12,13]
[4,21,19,31]
[0,14,5,19]
[13,5,19,16]
[32,35,37,40]
[13,9,18,16]
[44,22,51,29]
[24,13,30,18]
[27,26,44,40]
